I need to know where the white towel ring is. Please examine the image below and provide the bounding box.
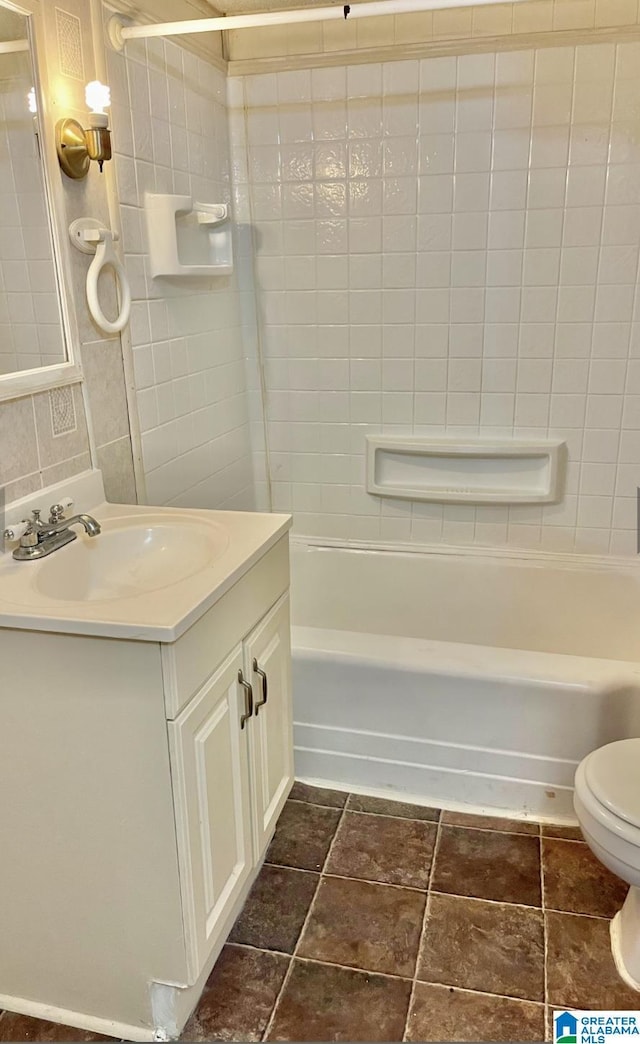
[68,217,131,335]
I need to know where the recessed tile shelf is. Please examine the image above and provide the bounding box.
[145,193,233,278]
[366,436,565,506]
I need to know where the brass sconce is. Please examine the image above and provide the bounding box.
[56,81,112,179]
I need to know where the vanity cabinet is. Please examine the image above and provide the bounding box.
[0,528,293,1042]
[169,593,292,979]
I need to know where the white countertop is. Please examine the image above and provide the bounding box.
[0,500,291,642]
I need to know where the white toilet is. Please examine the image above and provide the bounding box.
[574,738,640,991]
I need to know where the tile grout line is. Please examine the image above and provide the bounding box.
[320,870,428,894]
[290,793,584,835]
[289,797,583,839]
[289,796,441,826]
[260,799,349,1041]
[257,797,593,1042]
[233,941,415,982]
[232,939,548,1005]
[401,810,443,1042]
[540,827,551,1042]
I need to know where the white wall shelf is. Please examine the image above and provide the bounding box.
[145,193,233,278]
[366,436,565,506]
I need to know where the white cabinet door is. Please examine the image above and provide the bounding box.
[169,645,254,979]
[245,593,294,857]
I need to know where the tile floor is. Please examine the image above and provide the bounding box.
[0,783,637,1042]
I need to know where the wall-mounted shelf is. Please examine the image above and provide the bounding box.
[145,193,233,278]
[366,436,565,505]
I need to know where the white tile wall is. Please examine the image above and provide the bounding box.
[108,38,257,510]
[231,41,640,554]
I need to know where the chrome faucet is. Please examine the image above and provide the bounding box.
[7,504,101,561]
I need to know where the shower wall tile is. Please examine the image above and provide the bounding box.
[231,39,640,555]
[108,36,261,511]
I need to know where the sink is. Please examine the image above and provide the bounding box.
[0,479,291,641]
[30,514,230,603]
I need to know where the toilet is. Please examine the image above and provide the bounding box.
[574,738,640,991]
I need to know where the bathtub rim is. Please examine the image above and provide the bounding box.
[290,533,640,575]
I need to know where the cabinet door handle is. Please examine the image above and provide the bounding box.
[238,670,253,729]
[253,658,268,715]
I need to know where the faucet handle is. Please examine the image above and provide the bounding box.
[49,503,66,525]
[3,520,30,543]
[19,512,42,548]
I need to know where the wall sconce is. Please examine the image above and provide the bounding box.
[56,81,112,180]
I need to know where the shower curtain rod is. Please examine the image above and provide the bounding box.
[108,0,529,49]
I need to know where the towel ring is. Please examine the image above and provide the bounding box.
[69,217,131,335]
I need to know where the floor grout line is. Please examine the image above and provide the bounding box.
[540,830,550,1042]
[343,807,441,825]
[231,940,548,1005]
[260,800,349,1041]
[288,795,581,838]
[321,870,429,893]
[254,795,604,1041]
[257,860,610,921]
[402,809,442,1042]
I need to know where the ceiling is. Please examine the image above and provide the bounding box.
[208,0,369,13]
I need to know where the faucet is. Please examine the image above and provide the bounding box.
[7,504,101,561]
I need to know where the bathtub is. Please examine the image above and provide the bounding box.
[290,538,640,821]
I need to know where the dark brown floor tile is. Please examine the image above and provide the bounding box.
[182,944,289,1041]
[417,893,544,1001]
[432,826,542,906]
[297,875,425,977]
[0,1014,114,1041]
[326,811,436,889]
[290,782,348,808]
[229,863,319,953]
[541,823,584,842]
[266,799,341,871]
[406,983,545,1043]
[346,793,440,822]
[267,959,411,1042]
[441,810,539,835]
[547,910,640,1009]
[543,838,628,918]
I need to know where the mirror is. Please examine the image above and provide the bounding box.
[0,2,68,379]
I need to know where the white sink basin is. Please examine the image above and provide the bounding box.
[0,487,291,641]
[13,514,230,604]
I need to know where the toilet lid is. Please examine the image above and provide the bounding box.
[585,739,640,829]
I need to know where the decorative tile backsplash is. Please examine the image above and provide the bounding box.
[55,8,84,81]
[231,40,640,555]
[49,386,77,437]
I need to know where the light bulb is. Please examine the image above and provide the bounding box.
[85,80,110,116]
[27,87,36,114]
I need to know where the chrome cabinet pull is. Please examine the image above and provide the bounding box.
[253,658,268,715]
[238,670,253,729]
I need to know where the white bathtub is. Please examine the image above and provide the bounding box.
[290,538,640,821]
